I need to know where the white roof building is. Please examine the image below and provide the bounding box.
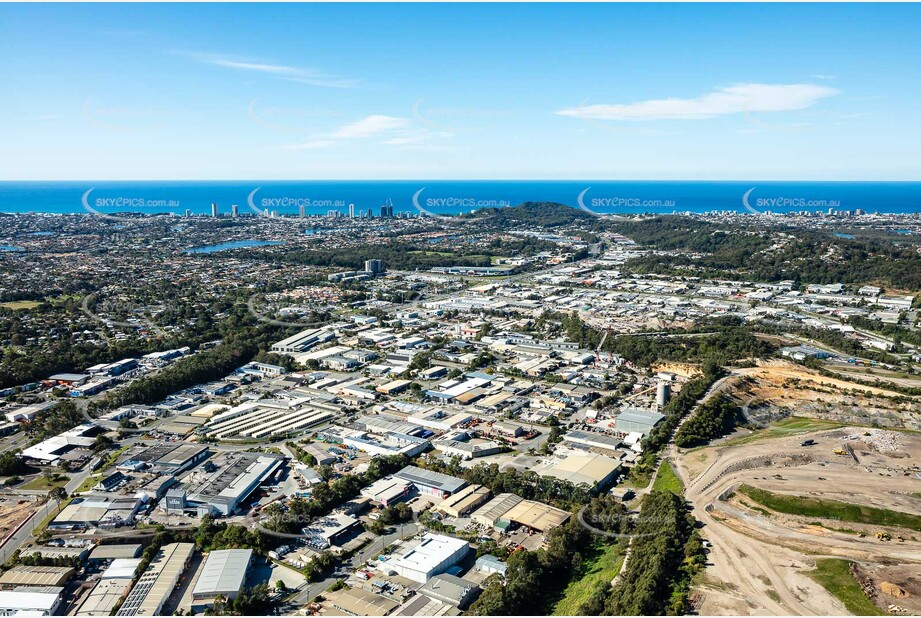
[20,424,97,463]
[387,534,470,583]
[0,586,65,616]
[191,549,252,602]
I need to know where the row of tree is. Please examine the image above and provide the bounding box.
[555,310,775,366]
[470,518,594,614]
[470,494,631,615]
[582,490,706,615]
[89,324,288,411]
[674,395,742,447]
[630,361,725,480]
[25,400,84,443]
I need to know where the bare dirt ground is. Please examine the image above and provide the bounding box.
[675,424,921,616]
[652,361,703,378]
[725,359,921,430]
[741,359,911,398]
[864,563,921,615]
[0,495,43,542]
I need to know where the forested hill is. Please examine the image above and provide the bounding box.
[467,201,596,228]
[610,216,921,290]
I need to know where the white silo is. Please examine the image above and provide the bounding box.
[656,381,671,409]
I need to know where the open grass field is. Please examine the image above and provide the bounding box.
[19,474,69,491]
[738,484,921,531]
[717,416,846,448]
[652,460,684,494]
[0,300,41,310]
[806,559,886,616]
[551,540,623,615]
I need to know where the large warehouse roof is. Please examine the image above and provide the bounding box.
[78,579,133,616]
[500,500,571,532]
[390,534,468,577]
[330,588,400,616]
[438,484,490,517]
[116,542,194,616]
[535,453,621,488]
[192,549,252,599]
[89,544,143,561]
[614,409,665,434]
[0,565,74,587]
[393,466,467,495]
[0,586,64,613]
[470,493,524,526]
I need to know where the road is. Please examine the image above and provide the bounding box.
[0,466,94,564]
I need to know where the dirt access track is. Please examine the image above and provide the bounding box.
[675,425,921,616]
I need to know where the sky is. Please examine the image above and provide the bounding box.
[1,3,920,181]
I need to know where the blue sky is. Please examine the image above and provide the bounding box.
[1,3,919,180]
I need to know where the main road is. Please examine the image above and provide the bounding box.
[0,466,94,564]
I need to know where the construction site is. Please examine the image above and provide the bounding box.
[676,420,921,616]
[711,359,921,431]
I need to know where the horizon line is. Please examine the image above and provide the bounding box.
[2,178,921,184]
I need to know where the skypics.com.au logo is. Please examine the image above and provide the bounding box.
[82,188,181,222]
[246,188,347,217]
[741,187,841,214]
[577,187,676,216]
[246,293,335,329]
[411,188,510,220]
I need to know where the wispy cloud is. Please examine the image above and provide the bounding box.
[557,83,839,121]
[286,114,450,149]
[191,53,358,88]
[329,115,410,139]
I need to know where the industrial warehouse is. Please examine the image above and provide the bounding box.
[116,543,195,616]
[165,452,284,516]
[190,549,253,609]
[386,534,470,583]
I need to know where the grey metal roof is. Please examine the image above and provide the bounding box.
[616,409,665,425]
[419,574,480,606]
[393,466,467,494]
[191,549,252,597]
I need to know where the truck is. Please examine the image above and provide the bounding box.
[800,439,817,447]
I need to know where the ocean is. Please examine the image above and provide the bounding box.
[0,181,920,217]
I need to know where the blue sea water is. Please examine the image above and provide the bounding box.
[0,181,919,217]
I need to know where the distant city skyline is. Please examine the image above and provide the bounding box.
[1,3,919,181]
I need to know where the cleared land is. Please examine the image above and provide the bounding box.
[716,416,846,448]
[0,497,42,544]
[676,417,921,616]
[19,474,69,491]
[806,559,886,616]
[738,484,921,531]
[702,360,921,435]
